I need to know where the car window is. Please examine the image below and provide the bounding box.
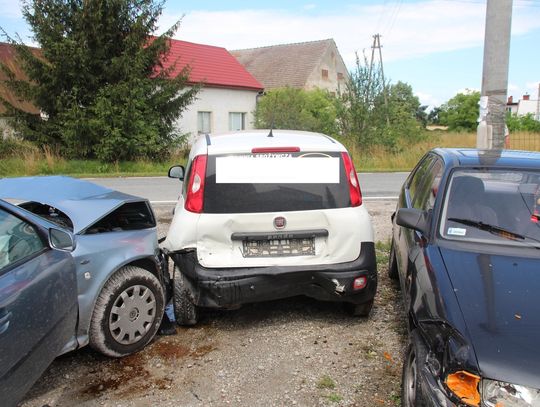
[0,209,45,271]
[413,159,443,211]
[407,154,435,206]
[204,152,350,213]
[441,169,540,245]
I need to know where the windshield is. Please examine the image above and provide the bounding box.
[440,169,540,246]
[203,152,351,213]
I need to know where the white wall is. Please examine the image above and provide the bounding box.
[305,42,348,95]
[176,86,260,144]
[517,99,539,119]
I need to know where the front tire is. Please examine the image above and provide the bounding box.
[89,266,165,357]
[402,330,428,407]
[173,266,199,326]
[388,239,399,280]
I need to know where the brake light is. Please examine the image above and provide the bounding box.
[341,152,362,207]
[353,276,367,290]
[185,154,207,213]
[251,147,300,153]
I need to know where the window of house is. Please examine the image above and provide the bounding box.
[322,69,329,79]
[337,72,344,80]
[229,112,246,131]
[197,112,212,134]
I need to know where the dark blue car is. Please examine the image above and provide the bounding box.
[390,149,540,406]
[0,199,77,407]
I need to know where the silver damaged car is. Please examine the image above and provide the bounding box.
[0,176,168,357]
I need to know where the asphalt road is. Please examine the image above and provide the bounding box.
[88,172,408,203]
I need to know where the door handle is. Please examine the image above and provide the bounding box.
[0,311,12,335]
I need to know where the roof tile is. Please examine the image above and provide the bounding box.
[162,39,264,91]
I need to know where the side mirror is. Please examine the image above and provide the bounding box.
[49,228,75,252]
[396,208,430,236]
[168,165,185,180]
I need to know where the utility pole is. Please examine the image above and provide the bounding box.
[537,83,540,121]
[367,34,390,126]
[477,0,513,149]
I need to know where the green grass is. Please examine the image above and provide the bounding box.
[1,131,538,177]
[346,131,478,172]
[316,375,336,390]
[325,393,343,403]
[0,153,187,178]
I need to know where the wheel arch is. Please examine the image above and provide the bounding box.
[75,254,165,348]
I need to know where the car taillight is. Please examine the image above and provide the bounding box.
[341,152,362,207]
[185,154,207,213]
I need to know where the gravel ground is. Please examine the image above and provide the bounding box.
[21,200,406,407]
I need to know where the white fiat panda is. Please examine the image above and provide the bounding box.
[164,130,377,325]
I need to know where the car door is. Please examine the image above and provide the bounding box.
[400,157,444,311]
[0,203,78,407]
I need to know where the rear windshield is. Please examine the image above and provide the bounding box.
[204,152,351,213]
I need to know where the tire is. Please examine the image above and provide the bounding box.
[344,299,374,317]
[173,266,199,326]
[388,239,399,280]
[89,266,165,357]
[401,330,428,407]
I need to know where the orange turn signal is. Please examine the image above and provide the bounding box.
[445,371,481,406]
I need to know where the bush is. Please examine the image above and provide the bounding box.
[0,137,38,158]
[506,113,540,133]
[254,88,339,136]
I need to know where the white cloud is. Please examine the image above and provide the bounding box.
[414,91,441,108]
[160,0,540,68]
[508,83,520,92]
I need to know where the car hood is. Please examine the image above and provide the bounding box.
[439,246,540,389]
[0,176,147,234]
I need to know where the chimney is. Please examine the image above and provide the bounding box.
[523,94,530,101]
[507,96,513,104]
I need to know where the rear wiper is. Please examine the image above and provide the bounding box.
[448,218,526,241]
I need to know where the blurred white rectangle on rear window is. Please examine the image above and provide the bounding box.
[216,156,340,184]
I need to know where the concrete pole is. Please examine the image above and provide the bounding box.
[477,0,513,149]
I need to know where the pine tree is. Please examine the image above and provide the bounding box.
[1,0,198,161]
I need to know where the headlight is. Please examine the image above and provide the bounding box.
[483,379,540,407]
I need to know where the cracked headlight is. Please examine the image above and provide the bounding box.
[483,379,540,407]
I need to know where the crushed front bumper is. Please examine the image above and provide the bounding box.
[169,242,377,309]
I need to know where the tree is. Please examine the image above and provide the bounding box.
[438,90,480,132]
[427,107,441,125]
[506,112,540,133]
[1,0,198,161]
[254,87,338,136]
[336,52,424,151]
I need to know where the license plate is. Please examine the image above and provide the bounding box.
[242,237,315,257]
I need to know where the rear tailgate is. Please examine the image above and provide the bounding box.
[196,151,373,268]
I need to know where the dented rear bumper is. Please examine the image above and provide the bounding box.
[170,242,377,309]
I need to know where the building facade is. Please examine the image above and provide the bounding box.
[231,39,348,95]
[162,39,264,143]
[507,94,540,120]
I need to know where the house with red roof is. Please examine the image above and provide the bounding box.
[163,39,264,142]
[1,39,264,142]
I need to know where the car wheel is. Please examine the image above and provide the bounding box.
[344,299,373,317]
[388,239,399,280]
[402,330,428,407]
[173,266,199,326]
[89,266,165,357]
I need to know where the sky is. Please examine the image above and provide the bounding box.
[1,0,539,108]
